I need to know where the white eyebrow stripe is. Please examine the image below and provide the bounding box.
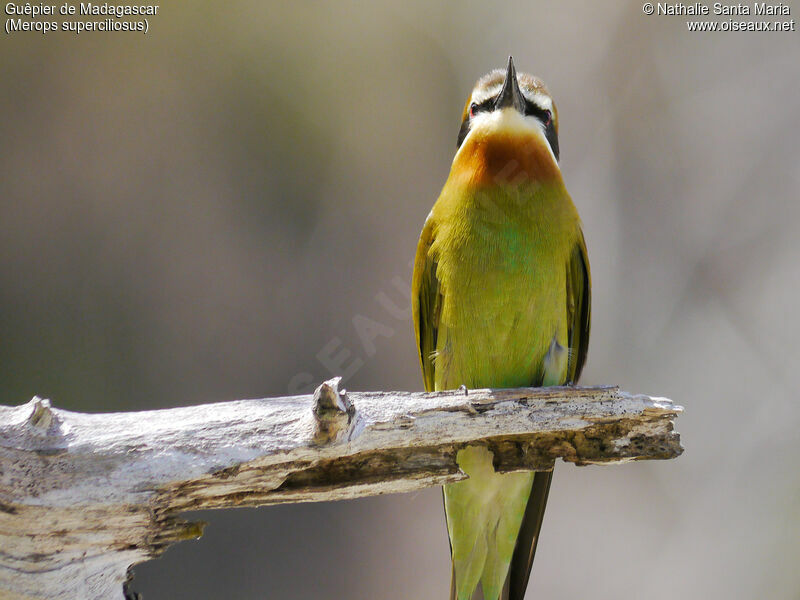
[470,84,502,106]
[522,91,553,112]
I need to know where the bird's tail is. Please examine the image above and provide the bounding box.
[446,470,553,600]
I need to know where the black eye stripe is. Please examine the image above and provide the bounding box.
[470,98,494,114]
[523,99,550,123]
[475,96,549,122]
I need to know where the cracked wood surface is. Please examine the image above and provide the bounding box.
[0,379,682,600]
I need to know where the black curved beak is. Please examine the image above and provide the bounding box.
[494,56,525,113]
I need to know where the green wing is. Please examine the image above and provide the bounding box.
[565,229,591,384]
[411,215,442,393]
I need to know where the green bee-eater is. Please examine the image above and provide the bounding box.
[412,57,591,600]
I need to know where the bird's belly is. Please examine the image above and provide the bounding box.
[434,237,569,391]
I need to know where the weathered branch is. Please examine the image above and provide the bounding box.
[0,379,682,600]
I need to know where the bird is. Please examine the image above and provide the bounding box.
[411,57,590,600]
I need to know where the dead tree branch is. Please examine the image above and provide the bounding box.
[0,379,682,600]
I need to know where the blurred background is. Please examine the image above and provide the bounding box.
[2,1,799,598]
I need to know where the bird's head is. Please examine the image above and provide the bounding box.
[452,57,560,186]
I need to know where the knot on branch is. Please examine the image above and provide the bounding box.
[27,396,54,431]
[312,377,354,444]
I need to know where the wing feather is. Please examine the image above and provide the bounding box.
[411,216,442,393]
[566,229,591,384]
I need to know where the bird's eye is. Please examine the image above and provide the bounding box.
[469,99,494,119]
[543,110,552,126]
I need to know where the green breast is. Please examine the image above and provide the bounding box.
[429,181,580,390]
